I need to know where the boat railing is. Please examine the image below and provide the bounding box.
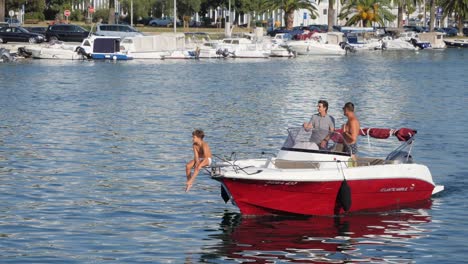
[385,136,415,163]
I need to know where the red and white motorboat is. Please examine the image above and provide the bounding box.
[211,127,444,216]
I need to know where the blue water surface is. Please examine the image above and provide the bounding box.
[0,49,467,263]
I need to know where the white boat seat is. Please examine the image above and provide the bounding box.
[273,159,320,169]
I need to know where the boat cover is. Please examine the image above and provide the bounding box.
[334,128,417,142]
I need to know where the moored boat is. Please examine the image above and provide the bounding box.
[211,127,443,216]
[80,35,132,60]
[444,39,468,48]
[286,32,348,55]
[24,42,86,60]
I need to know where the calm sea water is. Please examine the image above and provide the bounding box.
[1,49,467,263]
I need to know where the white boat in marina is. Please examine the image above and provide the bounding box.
[286,32,347,55]
[24,41,86,60]
[80,35,132,60]
[270,45,295,57]
[347,40,384,51]
[381,36,418,51]
[184,32,225,59]
[120,35,177,59]
[444,38,468,48]
[162,49,198,59]
[216,37,270,58]
[158,33,199,59]
[269,33,295,57]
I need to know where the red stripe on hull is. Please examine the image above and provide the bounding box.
[221,178,434,216]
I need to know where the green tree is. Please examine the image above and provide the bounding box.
[118,0,159,24]
[237,0,269,27]
[440,0,467,35]
[264,0,318,29]
[339,0,396,27]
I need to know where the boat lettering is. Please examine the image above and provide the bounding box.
[380,187,409,192]
[266,181,298,185]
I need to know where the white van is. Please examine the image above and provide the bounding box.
[95,24,144,38]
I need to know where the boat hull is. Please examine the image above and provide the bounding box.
[218,176,435,216]
[444,40,468,48]
[287,42,346,55]
[91,53,132,60]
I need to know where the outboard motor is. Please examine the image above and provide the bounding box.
[0,48,13,62]
[17,47,32,58]
[216,48,230,58]
[410,38,419,48]
[75,46,91,59]
[339,41,346,49]
[385,151,413,164]
[381,41,387,50]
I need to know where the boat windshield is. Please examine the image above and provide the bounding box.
[282,127,350,154]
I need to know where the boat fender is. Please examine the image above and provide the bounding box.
[221,185,230,203]
[338,179,351,212]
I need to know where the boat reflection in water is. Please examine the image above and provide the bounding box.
[204,201,433,263]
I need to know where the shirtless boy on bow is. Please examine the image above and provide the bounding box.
[185,129,212,192]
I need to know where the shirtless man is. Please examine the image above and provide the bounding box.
[342,102,360,161]
[185,129,212,192]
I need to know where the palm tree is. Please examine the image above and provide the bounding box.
[428,0,435,31]
[392,0,405,28]
[339,0,396,27]
[440,0,468,35]
[109,0,116,24]
[393,0,423,29]
[265,0,318,29]
[327,0,335,32]
[0,0,5,22]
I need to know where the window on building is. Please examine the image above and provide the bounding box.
[323,9,327,15]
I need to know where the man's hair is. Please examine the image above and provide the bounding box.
[318,100,329,112]
[192,129,205,139]
[343,102,355,112]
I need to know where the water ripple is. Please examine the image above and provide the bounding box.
[0,49,467,263]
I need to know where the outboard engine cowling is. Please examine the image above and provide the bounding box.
[1,48,13,62]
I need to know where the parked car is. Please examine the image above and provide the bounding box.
[95,24,143,38]
[5,18,21,27]
[309,24,328,32]
[267,27,290,36]
[464,28,468,36]
[441,27,458,37]
[24,26,47,34]
[403,25,425,33]
[45,24,90,42]
[137,17,154,26]
[0,26,45,43]
[149,18,180,27]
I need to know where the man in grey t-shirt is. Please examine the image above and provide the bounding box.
[303,100,335,149]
